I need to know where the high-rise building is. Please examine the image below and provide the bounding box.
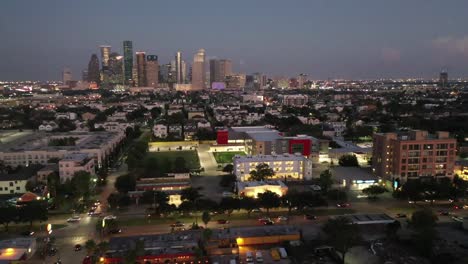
[191,49,206,90]
[132,64,138,87]
[62,67,72,84]
[146,55,159,88]
[298,73,307,88]
[136,52,147,87]
[107,52,124,85]
[175,51,183,84]
[372,130,457,184]
[159,63,173,84]
[100,45,111,69]
[123,41,133,85]
[225,74,246,90]
[81,70,88,82]
[439,71,448,88]
[87,54,101,86]
[182,60,187,83]
[209,59,232,86]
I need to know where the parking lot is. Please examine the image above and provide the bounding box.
[238,246,291,264]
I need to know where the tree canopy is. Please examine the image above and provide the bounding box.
[249,163,275,181]
[323,216,360,264]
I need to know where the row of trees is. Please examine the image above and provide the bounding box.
[0,202,48,230]
[394,176,467,202]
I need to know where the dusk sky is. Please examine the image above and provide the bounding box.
[1,0,468,81]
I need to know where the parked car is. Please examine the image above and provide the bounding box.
[74,244,82,251]
[171,221,185,227]
[245,251,254,264]
[217,219,229,224]
[67,216,81,223]
[277,216,288,222]
[222,191,234,198]
[336,203,350,208]
[104,215,117,221]
[305,214,317,220]
[438,210,450,216]
[20,230,34,236]
[108,228,122,234]
[258,217,271,223]
[255,251,264,263]
[263,220,274,225]
[395,213,407,218]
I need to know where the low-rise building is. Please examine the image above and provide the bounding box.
[0,238,37,262]
[58,153,95,181]
[233,153,313,181]
[0,166,39,195]
[236,180,288,198]
[152,124,168,138]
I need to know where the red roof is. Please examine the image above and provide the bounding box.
[18,192,39,202]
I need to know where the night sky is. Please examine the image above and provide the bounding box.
[1,0,468,81]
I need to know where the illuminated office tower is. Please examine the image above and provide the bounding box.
[100,45,111,69]
[146,55,159,87]
[191,49,206,90]
[123,40,133,85]
[136,52,147,87]
[87,54,101,86]
[175,51,183,84]
[209,59,232,86]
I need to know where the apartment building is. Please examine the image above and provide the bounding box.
[372,130,457,184]
[0,131,125,168]
[233,153,313,181]
[58,153,96,181]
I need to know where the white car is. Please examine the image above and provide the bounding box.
[104,215,117,221]
[277,216,288,222]
[309,185,322,191]
[222,191,234,198]
[67,216,81,223]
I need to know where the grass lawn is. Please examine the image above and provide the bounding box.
[212,151,246,164]
[147,151,201,170]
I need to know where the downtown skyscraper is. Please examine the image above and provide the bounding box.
[209,59,232,86]
[87,54,101,85]
[146,55,159,88]
[191,49,206,90]
[136,52,147,87]
[175,50,183,84]
[123,41,133,85]
[100,45,111,69]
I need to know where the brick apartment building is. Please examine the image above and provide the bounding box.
[372,130,457,184]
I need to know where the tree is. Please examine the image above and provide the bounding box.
[114,174,136,194]
[85,239,97,255]
[257,191,281,215]
[107,193,120,210]
[282,190,306,214]
[174,157,188,173]
[323,216,360,264]
[410,209,438,257]
[249,163,275,181]
[141,191,170,217]
[385,220,401,241]
[219,197,240,216]
[181,187,202,203]
[18,201,48,228]
[338,154,359,167]
[196,198,219,212]
[71,171,92,202]
[327,189,348,202]
[362,185,388,199]
[222,164,234,173]
[219,174,236,188]
[239,197,257,218]
[201,211,211,228]
[25,180,37,192]
[47,173,60,198]
[96,241,109,256]
[319,169,333,192]
[178,201,196,215]
[143,157,159,177]
[0,206,17,231]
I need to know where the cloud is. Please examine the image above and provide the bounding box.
[432,36,468,56]
[381,47,401,63]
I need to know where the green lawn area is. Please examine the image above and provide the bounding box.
[147,151,200,170]
[212,151,246,164]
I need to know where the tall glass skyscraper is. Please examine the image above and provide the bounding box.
[191,49,206,90]
[100,45,111,69]
[87,54,101,86]
[175,51,183,84]
[136,52,147,87]
[123,41,133,85]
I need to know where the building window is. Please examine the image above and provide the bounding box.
[16,187,20,190]
[9,182,13,187]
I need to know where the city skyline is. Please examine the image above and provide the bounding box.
[2,0,468,80]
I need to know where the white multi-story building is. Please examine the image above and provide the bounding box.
[58,153,95,181]
[94,122,134,132]
[0,131,125,168]
[152,124,168,138]
[282,94,309,106]
[233,153,312,182]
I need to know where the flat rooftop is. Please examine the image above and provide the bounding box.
[214,225,300,240]
[0,131,121,152]
[234,153,307,162]
[338,214,395,225]
[237,180,287,189]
